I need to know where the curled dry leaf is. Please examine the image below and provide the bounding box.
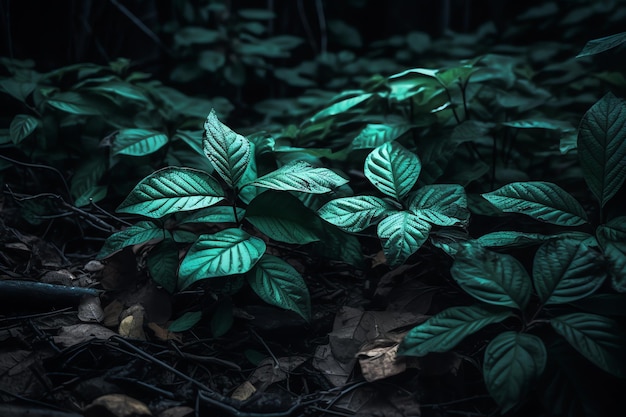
[83,393,152,417]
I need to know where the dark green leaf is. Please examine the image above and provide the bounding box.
[247,255,311,321]
[117,167,225,218]
[112,129,168,157]
[476,231,553,248]
[484,332,547,413]
[533,238,606,305]
[178,228,266,289]
[246,190,321,244]
[174,27,221,46]
[211,298,233,337]
[177,206,244,224]
[452,243,531,309]
[98,221,167,259]
[551,313,626,378]
[578,93,626,207]
[9,114,38,144]
[46,91,104,115]
[482,182,588,226]
[351,123,411,150]
[399,304,512,356]
[168,311,202,332]
[577,31,626,58]
[147,239,179,294]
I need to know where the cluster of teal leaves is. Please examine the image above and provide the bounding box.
[2,23,626,414]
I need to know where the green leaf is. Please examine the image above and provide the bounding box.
[317,195,395,232]
[502,119,574,131]
[311,225,364,268]
[178,228,266,289]
[70,155,108,207]
[481,182,588,226]
[377,211,431,266]
[98,221,167,259]
[451,243,531,310]
[247,255,311,321]
[198,50,226,72]
[203,109,251,188]
[0,78,36,102]
[177,206,244,224]
[408,184,469,226]
[351,123,411,150]
[174,27,221,46]
[398,304,512,356]
[238,8,276,19]
[46,91,104,115]
[147,239,179,294]
[246,161,348,194]
[578,93,626,207]
[595,218,626,290]
[112,129,169,156]
[483,332,547,413]
[117,167,225,218]
[533,238,606,305]
[365,142,421,201]
[246,190,321,244]
[9,114,38,144]
[86,81,149,102]
[476,231,554,248]
[577,31,626,58]
[308,92,373,123]
[168,311,202,332]
[551,313,626,378]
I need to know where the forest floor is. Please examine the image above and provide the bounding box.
[0,195,510,417]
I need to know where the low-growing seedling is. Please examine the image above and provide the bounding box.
[98,109,351,329]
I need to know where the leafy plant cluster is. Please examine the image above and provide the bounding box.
[99,30,626,414]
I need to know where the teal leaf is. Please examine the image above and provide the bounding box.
[46,91,104,115]
[174,27,221,46]
[399,304,512,356]
[483,332,547,413]
[168,311,203,332]
[97,221,167,259]
[246,161,348,194]
[176,206,245,224]
[247,254,311,321]
[112,129,169,156]
[245,190,321,244]
[308,92,373,123]
[451,243,531,310]
[476,231,554,248]
[533,238,607,305]
[377,211,431,266]
[408,184,469,226]
[597,218,626,292]
[71,155,108,207]
[577,93,626,207]
[577,31,626,58]
[9,114,38,144]
[311,225,364,267]
[86,81,149,103]
[317,195,395,232]
[203,109,251,188]
[481,182,588,226]
[365,142,421,201]
[351,123,411,150]
[147,239,179,294]
[551,313,626,378]
[198,50,226,72]
[117,167,225,218]
[178,228,266,289]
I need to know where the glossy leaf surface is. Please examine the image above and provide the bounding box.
[365,142,421,201]
[317,195,395,232]
[377,211,431,266]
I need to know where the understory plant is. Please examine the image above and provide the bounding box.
[97,109,353,329]
[398,91,626,415]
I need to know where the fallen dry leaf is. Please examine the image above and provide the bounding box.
[53,324,116,348]
[78,295,104,322]
[83,393,152,417]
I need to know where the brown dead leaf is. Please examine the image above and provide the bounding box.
[83,393,152,417]
[231,380,257,401]
[249,356,307,390]
[103,299,124,327]
[53,324,116,348]
[78,295,104,322]
[147,322,182,342]
[0,350,53,400]
[41,269,75,286]
[357,338,406,382]
[312,343,354,387]
[157,406,194,417]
